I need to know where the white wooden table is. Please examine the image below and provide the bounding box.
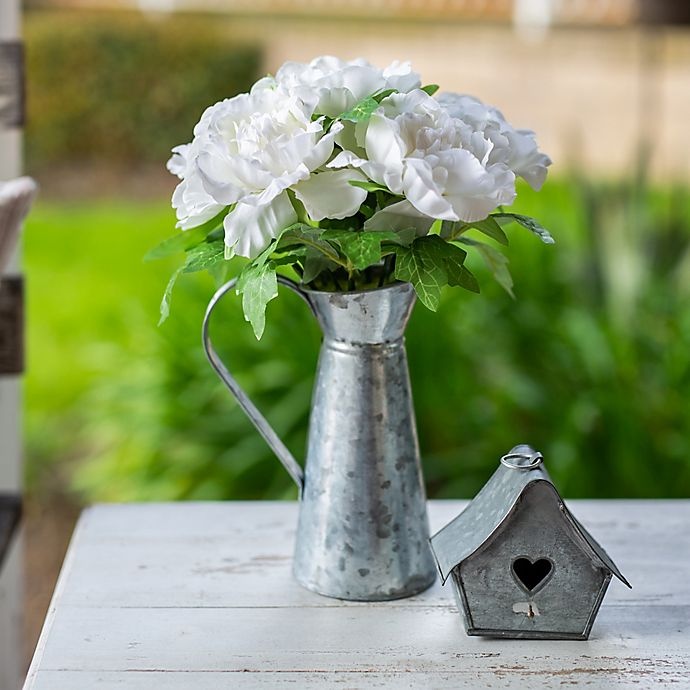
[24,500,690,688]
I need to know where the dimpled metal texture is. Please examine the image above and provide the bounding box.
[203,279,436,601]
[293,282,436,600]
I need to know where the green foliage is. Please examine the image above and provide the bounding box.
[457,237,514,297]
[467,217,510,246]
[23,176,690,502]
[394,236,473,310]
[421,84,440,96]
[145,210,228,262]
[339,96,381,123]
[154,196,547,332]
[236,244,281,339]
[23,201,317,500]
[24,11,262,169]
[493,212,556,244]
[321,229,386,270]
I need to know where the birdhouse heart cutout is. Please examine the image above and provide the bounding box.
[511,557,554,594]
[430,445,631,640]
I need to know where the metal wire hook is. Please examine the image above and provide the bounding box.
[500,450,544,470]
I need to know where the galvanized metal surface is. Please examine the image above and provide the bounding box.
[203,279,436,601]
[202,276,307,492]
[430,445,630,640]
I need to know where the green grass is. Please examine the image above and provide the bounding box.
[23,176,690,500]
[24,201,181,487]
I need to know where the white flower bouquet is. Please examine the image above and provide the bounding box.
[153,56,553,337]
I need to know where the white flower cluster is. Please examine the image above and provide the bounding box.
[168,56,551,258]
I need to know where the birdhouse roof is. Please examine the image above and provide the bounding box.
[430,446,631,588]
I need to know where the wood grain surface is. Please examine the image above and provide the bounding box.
[23,500,690,689]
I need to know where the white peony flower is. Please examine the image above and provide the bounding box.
[223,192,298,260]
[167,56,552,261]
[167,143,225,230]
[169,82,347,257]
[195,87,342,207]
[332,89,517,223]
[293,169,369,221]
[272,55,421,118]
[437,93,551,191]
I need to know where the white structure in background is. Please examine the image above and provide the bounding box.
[49,0,639,24]
[513,0,559,40]
[0,0,25,685]
[0,180,37,274]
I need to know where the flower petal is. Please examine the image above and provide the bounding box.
[365,112,405,182]
[167,144,190,179]
[303,121,344,171]
[224,192,297,259]
[293,170,368,221]
[364,199,434,236]
[327,150,366,169]
[402,158,457,221]
[172,175,225,230]
[442,151,516,222]
[197,150,246,205]
[505,129,552,190]
[382,60,422,93]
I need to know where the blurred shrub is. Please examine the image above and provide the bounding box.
[24,176,690,501]
[24,11,261,169]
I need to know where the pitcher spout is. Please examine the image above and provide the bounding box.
[303,282,416,345]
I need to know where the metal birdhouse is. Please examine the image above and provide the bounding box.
[430,445,631,640]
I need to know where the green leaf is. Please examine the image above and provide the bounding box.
[278,225,339,262]
[271,250,306,267]
[392,235,482,307]
[492,213,555,244]
[348,179,389,193]
[181,240,226,273]
[421,84,440,96]
[302,250,335,284]
[458,237,514,297]
[393,238,448,311]
[158,238,229,325]
[339,96,380,123]
[144,208,228,261]
[208,260,230,288]
[321,230,383,271]
[237,261,278,340]
[469,217,509,246]
[158,267,183,326]
[145,225,210,262]
[376,228,417,247]
[417,235,481,295]
[372,88,396,102]
[446,262,480,293]
[359,203,375,220]
[439,220,468,239]
[235,240,277,294]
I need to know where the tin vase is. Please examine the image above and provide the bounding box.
[202,279,437,601]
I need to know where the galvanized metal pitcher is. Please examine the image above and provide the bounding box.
[202,278,437,601]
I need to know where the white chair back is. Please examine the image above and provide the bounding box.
[0,176,38,274]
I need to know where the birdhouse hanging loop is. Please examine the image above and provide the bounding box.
[500,449,544,470]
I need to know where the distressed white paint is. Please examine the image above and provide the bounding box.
[23,500,690,689]
[0,0,23,686]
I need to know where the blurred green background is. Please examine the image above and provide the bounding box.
[21,9,690,503]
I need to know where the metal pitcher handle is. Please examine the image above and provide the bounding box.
[202,275,313,494]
